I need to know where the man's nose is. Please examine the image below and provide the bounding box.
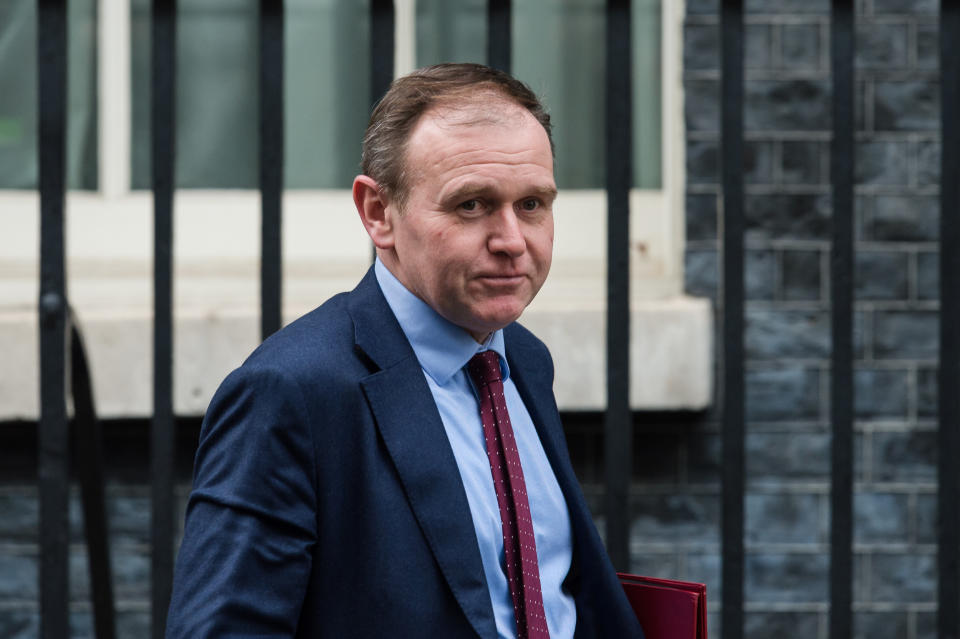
[487,206,526,257]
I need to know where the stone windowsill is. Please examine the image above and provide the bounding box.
[0,258,713,420]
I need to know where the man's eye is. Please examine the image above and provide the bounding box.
[520,198,540,211]
[460,199,480,212]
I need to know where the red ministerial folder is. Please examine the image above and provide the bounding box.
[618,573,708,639]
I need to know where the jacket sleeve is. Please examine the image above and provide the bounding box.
[165,364,318,638]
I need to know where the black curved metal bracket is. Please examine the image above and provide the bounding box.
[69,309,117,639]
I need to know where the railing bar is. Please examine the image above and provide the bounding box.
[603,0,632,571]
[151,1,177,637]
[369,0,395,262]
[37,1,70,637]
[720,1,745,638]
[487,0,511,73]
[260,0,284,340]
[370,0,395,111]
[70,315,117,639]
[939,2,960,638]
[829,2,855,638]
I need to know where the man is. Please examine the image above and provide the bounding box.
[166,63,642,638]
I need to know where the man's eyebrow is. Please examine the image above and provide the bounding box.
[442,182,558,204]
[442,183,490,204]
[531,184,559,200]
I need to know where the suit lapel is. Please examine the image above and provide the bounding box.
[349,269,498,639]
[505,326,597,593]
[504,327,576,496]
[508,330,642,637]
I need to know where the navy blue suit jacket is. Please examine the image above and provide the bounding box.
[166,267,642,638]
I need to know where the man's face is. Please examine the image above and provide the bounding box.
[381,101,556,342]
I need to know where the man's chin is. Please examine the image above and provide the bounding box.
[467,305,528,336]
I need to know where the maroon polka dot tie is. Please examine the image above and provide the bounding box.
[467,351,551,639]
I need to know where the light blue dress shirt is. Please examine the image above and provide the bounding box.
[375,259,577,639]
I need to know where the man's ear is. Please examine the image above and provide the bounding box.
[353,175,396,249]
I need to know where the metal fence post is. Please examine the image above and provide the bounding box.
[939,3,960,638]
[720,1,745,637]
[260,0,285,340]
[829,2,855,638]
[487,0,511,73]
[370,0,395,109]
[604,0,633,571]
[37,0,70,636]
[151,1,177,636]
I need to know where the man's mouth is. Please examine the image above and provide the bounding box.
[476,274,526,286]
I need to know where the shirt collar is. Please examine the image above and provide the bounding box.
[374,258,510,385]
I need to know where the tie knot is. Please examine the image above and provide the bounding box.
[467,351,502,387]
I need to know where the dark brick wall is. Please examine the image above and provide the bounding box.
[680,1,940,638]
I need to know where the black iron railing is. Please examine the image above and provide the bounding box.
[720,2,745,637]
[37,0,70,637]
[32,1,960,638]
[149,2,176,638]
[938,4,960,639]
[604,0,634,574]
[829,3,855,639]
[259,0,285,341]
